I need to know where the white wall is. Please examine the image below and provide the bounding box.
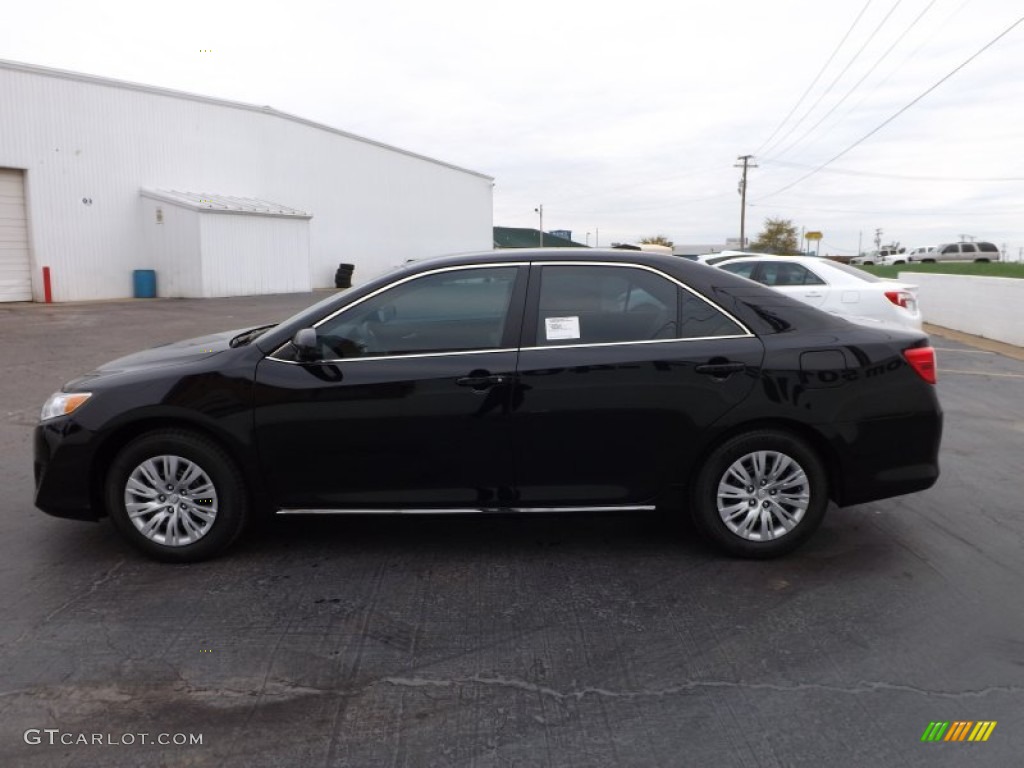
[142,197,202,298]
[0,60,493,302]
[904,272,1024,347]
[200,213,311,298]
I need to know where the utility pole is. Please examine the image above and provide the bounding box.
[735,155,757,248]
[874,228,883,250]
[535,205,544,247]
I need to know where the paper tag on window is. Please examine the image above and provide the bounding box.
[545,316,580,340]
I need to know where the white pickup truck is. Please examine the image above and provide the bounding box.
[851,245,905,266]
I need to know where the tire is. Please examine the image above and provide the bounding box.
[690,430,828,558]
[105,429,248,562]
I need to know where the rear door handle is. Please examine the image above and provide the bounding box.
[456,374,509,391]
[695,362,746,377]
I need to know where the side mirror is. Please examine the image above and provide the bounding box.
[292,328,320,362]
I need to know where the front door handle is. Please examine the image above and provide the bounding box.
[456,374,509,391]
[695,361,746,377]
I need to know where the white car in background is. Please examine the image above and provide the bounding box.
[899,245,938,263]
[710,255,923,331]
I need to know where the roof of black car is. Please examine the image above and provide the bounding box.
[403,247,701,272]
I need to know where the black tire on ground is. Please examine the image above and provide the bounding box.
[335,263,355,289]
[690,429,828,558]
[104,429,248,562]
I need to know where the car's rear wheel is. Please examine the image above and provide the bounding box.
[105,430,247,562]
[690,430,827,558]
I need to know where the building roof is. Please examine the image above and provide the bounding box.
[140,189,312,218]
[0,58,493,182]
[494,227,588,248]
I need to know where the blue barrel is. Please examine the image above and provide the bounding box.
[133,269,157,298]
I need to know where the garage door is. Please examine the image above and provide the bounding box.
[0,168,32,302]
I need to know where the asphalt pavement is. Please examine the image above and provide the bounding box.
[1,294,1022,767]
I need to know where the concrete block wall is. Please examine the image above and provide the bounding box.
[903,272,1024,347]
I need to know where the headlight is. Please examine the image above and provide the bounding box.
[40,392,92,422]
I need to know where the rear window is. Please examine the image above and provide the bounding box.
[821,261,884,283]
[978,242,999,253]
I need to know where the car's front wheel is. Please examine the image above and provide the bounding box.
[690,430,828,558]
[105,429,248,562]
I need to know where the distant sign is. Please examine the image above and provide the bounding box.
[805,231,823,241]
[549,229,572,241]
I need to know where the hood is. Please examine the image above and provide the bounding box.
[65,329,251,388]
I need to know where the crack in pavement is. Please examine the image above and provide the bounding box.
[379,674,1024,701]
[10,559,127,647]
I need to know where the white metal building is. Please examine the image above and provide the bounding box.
[0,59,494,302]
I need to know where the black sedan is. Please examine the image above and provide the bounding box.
[34,249,942,561]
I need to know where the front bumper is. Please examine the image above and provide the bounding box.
[34,419,104,521]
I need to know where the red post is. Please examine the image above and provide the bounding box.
[42,266,52,303]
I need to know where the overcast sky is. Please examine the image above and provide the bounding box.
[4,0,1023,257]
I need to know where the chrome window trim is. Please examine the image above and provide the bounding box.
[277,505,657,515]
[268,347,519,365]
[266,333,755,366]
[266,259,755,365]
[519,334,754,354]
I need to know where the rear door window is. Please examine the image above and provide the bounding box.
[533,264,744,345]
[719,262,757,280]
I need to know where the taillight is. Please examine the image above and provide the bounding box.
[885,290,913,309]
[904,346,937,384]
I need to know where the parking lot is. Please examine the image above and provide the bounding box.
[1,293,1023,767]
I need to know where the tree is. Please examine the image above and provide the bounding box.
[750,218,799,255]
[639,234,674,247]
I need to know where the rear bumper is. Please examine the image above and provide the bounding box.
[830,409,943,507]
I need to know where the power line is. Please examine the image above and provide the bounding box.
[754,0,875,156]
[755,14,1024,202]
[749,201,1024,216]
[768,0,939,162]
[765,0,907,160]
[794,0,976,160]
[760,158,1024,182]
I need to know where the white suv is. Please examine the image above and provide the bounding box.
[915,242,1000,263]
